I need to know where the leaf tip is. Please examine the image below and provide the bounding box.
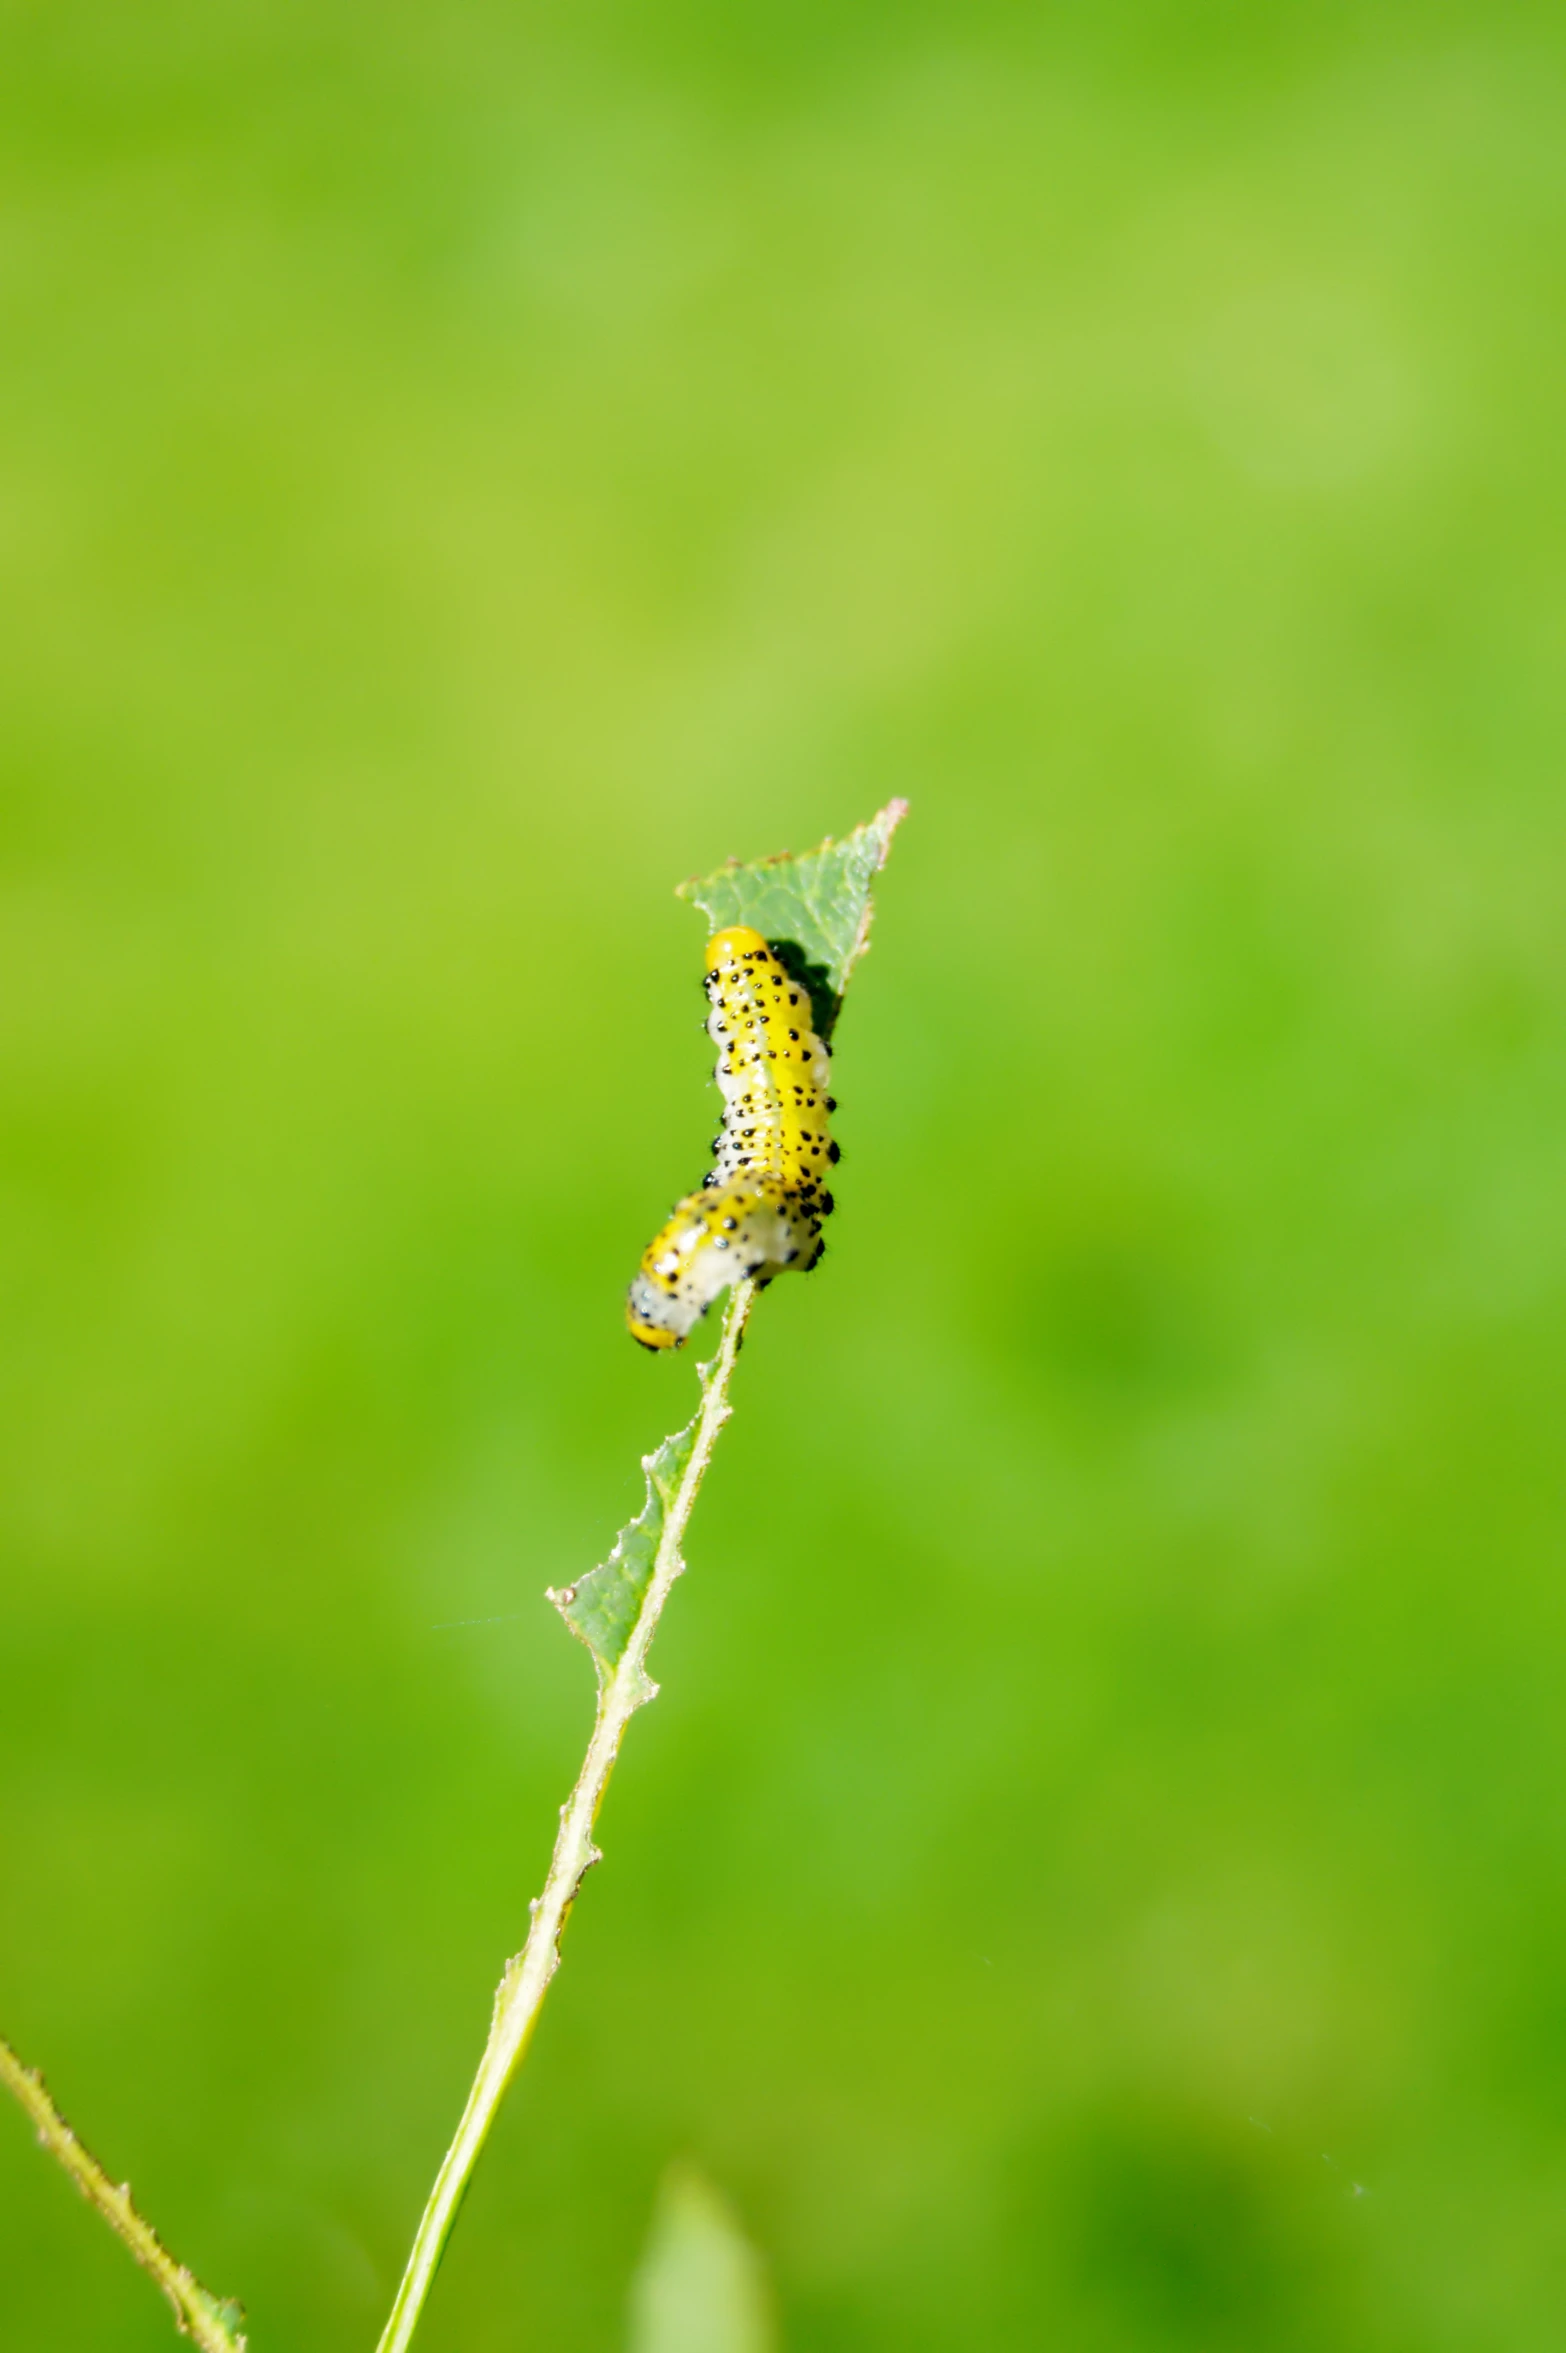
[878,797,910,860]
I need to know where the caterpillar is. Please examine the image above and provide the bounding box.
[626,925,838,1351]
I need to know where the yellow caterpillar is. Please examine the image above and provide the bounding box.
[627,926,837,1351]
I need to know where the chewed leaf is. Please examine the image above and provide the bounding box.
[677,798,907,1039]
[550,1361,717,1680]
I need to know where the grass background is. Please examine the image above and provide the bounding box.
[3,3,1566,2346]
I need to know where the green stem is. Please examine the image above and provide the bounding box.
[374,1281,756,2353]
[0,2033,244,2352]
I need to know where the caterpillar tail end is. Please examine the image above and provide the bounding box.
[626,1288,687,1351]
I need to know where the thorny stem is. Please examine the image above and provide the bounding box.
[0,2033,244,2352]
[373,1281,756,2353]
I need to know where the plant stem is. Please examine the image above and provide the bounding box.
[374,1280,756,2353]
[0,2033,244,2352]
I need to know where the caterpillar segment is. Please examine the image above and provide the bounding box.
[626,1176,823,1351]
[702,927,838,1211]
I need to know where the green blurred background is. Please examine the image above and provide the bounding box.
[4,3,1565,2346]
